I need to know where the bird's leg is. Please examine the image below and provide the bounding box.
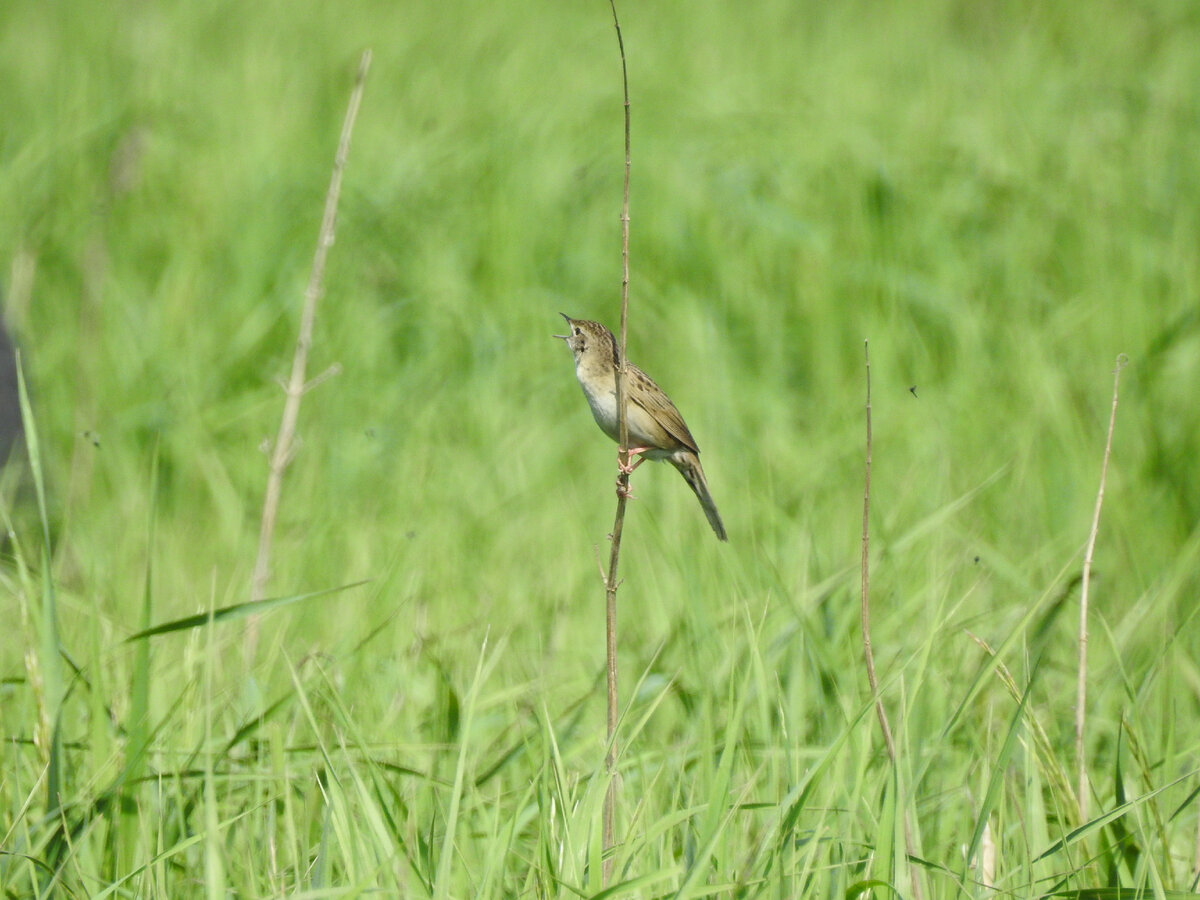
[615,447,651,499]
[617,447,651,475]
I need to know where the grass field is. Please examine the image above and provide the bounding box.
[3,0,1200,897]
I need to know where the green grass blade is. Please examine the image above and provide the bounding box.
[672,657,751,900]
[941,568,1077,743]
[1044,890,1200,899]
[961,661,1039,887]
[16,353,64,822]
[129,451,158,765]
[202,593,226,900]
[117,450,159,877]
[1035,771,1199,864]
[433,633,502,900]
[14,352,52,563]
[124,580,370,640]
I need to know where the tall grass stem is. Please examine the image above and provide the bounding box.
[1076,354,1128,819]
[601,1,633,884]
[248,50,372,658]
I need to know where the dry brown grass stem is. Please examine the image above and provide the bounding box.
[246,50,372,659]
[860,341,922,900]
[602,0,632,885]
[860,341,895,761]
[1075,353,1128,820]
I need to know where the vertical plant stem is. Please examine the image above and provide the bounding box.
[1076,353,1128,819]
[247,51,371,657]
[860,341,895,761]
[602,0,632,886]
[860,341,922,900]
[16,355,64,817]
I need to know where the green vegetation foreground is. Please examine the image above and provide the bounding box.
[2,1,1199,896]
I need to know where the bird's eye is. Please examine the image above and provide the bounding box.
[574,327,581,335]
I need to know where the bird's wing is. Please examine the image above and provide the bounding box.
[627,364,700,453]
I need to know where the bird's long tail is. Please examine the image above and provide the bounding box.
[673,452,728,542]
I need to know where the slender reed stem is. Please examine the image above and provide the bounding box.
[246,51,372,661]
[860,341,895,761]
[860,341,922,900]
[602,1,632,885]
[1076,353,1128,819]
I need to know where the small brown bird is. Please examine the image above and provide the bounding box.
[555,314,727,541]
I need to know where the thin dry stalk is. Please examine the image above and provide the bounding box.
[602,0,632,885]
[860,341,895,760]
[247,51,372,658]
[1075,353,1128,819]
[860,341,922,900]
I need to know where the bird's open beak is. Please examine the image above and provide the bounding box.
[553,312,572,340]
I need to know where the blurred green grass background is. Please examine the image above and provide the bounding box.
[3,0,1200,896]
